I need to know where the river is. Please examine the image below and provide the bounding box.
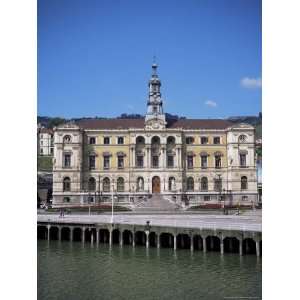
[38,240,261,300]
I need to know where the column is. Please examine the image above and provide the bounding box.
[109,230,113,246]
[190,235,194,252]
[148,148,151,168]
[174,235,177,250]
[162,147,166,169]
[91,231,94,244]
[157,234,160,249]
[47,226,50,241]
[146,232,149,248]
[82,228,85,243]
[131,147,135,168]
[132,232,135,247]
[256,240,260,257]
[70,228,73,242]
[203,236,207,253]
[220,239,224,254]
[239,239,243,256]
[120,231,123,247]
[146,147,150,168]
[178,148,182,168]
[96,230,99,244]
[58,227,62,241]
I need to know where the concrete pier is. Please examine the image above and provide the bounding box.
[37,213,261,256]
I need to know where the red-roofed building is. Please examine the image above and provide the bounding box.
[52,64,258,209]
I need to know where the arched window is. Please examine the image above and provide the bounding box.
[117,177,125,192]
[88,177,96,191]
[187,177,194,191]
[103,177,110,192]
[238,134,247,143]
[63,177,71,192]
[63,135,71,143]
[201,177,208,191]
[168,177,175,191]
[136,136,145,168]
[241,176,248,190]
[137,177,144,191]
[151,136,160,168]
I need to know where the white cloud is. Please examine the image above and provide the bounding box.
[205,100,217,107]
[240,77,262,89]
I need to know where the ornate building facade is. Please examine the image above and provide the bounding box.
[52,64,258,208]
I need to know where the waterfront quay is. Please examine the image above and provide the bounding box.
[37,213,262,256]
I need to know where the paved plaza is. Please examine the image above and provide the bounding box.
[37,212,262,232]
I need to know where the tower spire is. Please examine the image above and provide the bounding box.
[145,62,166,128]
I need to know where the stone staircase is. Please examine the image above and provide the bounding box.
[133,194,181,211]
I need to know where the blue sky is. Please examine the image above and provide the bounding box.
[38,0,261,119]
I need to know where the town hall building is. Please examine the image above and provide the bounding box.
[52,64,258,209]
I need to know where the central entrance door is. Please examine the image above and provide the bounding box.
[152,176,161,193]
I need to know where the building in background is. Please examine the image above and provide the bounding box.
[52,64,258,208]
[37,126,54,156]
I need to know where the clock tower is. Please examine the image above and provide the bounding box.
[145,63,166,130]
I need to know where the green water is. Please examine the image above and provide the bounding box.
[38,240,261,300]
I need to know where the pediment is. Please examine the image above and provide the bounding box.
[145,118,166,130]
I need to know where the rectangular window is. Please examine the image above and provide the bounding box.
[186,137,194,144]
[213,137,220,144]
[104,137,110,145]
[89,137,96,144]
[240,154,247,167]
[64,154,71,167]
[40,149,43,155]
[204,195,210,202]
[215,156,221,169]
[201,137,208,144]
[40,141,43,145]
[103,156,110,169]
[152,156,159,168]
[117,137,124,144]
[214,179,222,192]
[136,156,144,168]
[50,148,54,155]
[242,195,248,201]
[118,156,124,169]
[187,156,193,169]
[89,156,95,170]
[201,156,207,168]
[167,155,174,168]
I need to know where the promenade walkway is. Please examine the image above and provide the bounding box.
[38,212,261,232]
